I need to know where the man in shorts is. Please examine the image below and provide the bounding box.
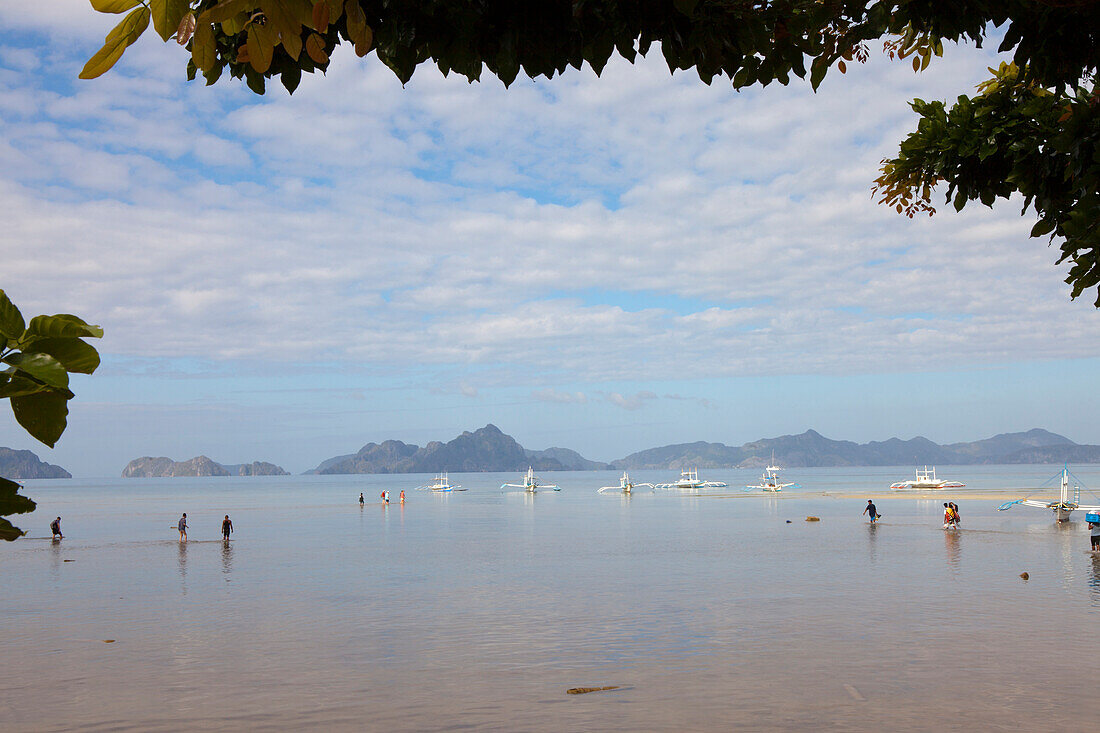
[862,500,880,524]
[222,515,233,541]
[50,516,63,539]
[178,513,188,542]
[1090,516,1100,551]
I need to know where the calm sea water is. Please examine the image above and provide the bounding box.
[3,465,1100,731]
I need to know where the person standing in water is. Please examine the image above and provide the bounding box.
[221,515,233,541]
[950,502,961,528]
[50,516,63,540]
[178,513,188,542]
[399,490,406,505]
[1090,516,1100,552]
[862,500,880,524]
[380,490,389,504]
[359,493,365,506]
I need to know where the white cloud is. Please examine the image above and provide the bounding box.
[531,388,588,404]
[0,30,1097,394]
[604,391,658,411]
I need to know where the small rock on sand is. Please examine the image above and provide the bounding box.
[805,516,820,522]
[1019,572,1029,580]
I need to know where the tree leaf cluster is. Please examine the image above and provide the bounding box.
[874,63,1100,305]
[0,290,103,540]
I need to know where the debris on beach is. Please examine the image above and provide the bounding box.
[786,520,792,523]
[1019,572,1030,580]
[63,559,74,562]
[566,686,619,695]
[805,516,820,522]
[103,639,115,643]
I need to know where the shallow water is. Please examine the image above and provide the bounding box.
[3,467,1100,731]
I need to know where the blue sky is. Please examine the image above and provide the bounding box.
[2,4,1099,476]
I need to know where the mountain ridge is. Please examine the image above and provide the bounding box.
[310,426,1100,474]
[0,447,71,479]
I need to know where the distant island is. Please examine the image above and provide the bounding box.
[0,447,71,479]
[307,424,603,474]
[122,456,289,478]
[308,425,1100,474]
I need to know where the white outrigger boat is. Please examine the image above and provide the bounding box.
[999,466,1100,522]
[746,457,799,492]
[501,466,560,493]
[416,471,464,492]
[655,468,727,490]
[598,471,653,494]
[890,466,965,491]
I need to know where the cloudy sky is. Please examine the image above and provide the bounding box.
[2,4,1099,477]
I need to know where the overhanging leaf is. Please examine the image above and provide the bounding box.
[0,517,26,541]
[305,32,328,64]
[0,290,25,341]
[24,338,101,375]
[150,0,190,42]
[193,21,217,72]
[24,314,104,341]
[2,352,69,389]
[198,0,253,24]
[79,5,150,79]
[90,0,141,13]
[247,22,276,73]
[0,375,49,399]
[11,390,70,448]
[0,476,36,516]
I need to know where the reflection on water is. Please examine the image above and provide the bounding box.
[177,539,188,586]
[3,473,1100,731]
[220,540,233,577]
[943,528,960,569]
[865,520,878,564]
[1090,554,1100,605]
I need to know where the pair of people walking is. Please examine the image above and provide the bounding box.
[176,513,233,541]
[943,502,961,530]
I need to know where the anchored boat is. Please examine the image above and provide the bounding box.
[598,471,653,494]
[746,456,799,492]
[655,468,727,490]
[501,466,560,493]
[999,466,1100,522]
[890,466,965,491]
[416,471,463,492]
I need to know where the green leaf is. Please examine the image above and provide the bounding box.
[2,352,69,389]
[0,374,49,398]
[193,21,217,72]
[809,59,827,90]
[90,0,141,13]
[0,290,25,341]
[1030,219,1056,237]
[25,314,104,341]
[24,338,101,375]
[10,390,70,448]
[0,476,36,517]
[150,0,190,42]
[199,0,253,23]
[247,23,275,73]
[80,5,150,79]
[0,517,27,541]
